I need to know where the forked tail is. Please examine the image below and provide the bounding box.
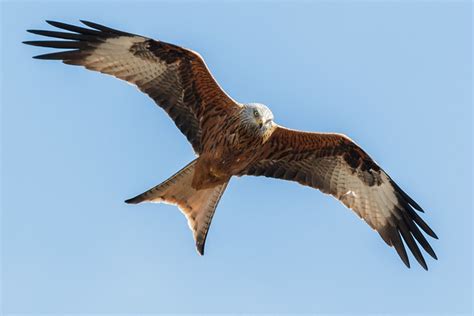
[125,159,228,255]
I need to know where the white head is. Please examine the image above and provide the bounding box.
[240,103,276,142]
[242,103,274,129]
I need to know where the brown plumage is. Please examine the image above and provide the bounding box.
[25,20,438,269]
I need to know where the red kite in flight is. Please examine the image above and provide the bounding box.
[25,20,438,269]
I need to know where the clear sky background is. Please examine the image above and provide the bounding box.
[1,0,472,314]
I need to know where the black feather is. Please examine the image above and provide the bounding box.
[23,40,87,49]
[80,20,134,36]
[31,50,83,60]
[398,221,428,270]
[45,20,102,36]
[390,178,424,212]
[399,198,438,239]
[388,226,410,268]
[401,210,438,260]
[27,29,99,42]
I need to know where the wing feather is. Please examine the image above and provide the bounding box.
[24,20,240,153]
[241,126,438,269]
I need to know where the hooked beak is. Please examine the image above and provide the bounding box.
[257,118,273,129]
[263,119,273,129]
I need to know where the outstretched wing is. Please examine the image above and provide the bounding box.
[24,20,240,153]
[241,126,438,270]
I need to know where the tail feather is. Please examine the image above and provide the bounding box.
[124,160,196,205]
[125,159,229,255]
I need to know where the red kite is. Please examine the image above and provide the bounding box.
[25,20,438,269]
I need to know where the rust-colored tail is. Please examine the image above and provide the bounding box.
[125,159,228,255]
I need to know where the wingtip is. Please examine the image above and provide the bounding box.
[79,20,99,29]
[423,226,439,240]
[31,53,64,60]
[124,197,140,204]
[408,197,424,213]
[416,206,425,213]
[23,41,47,48]
[389,177,425,213]
[419,260,428,271]
[79,19,91,26]
[401,257,411,269]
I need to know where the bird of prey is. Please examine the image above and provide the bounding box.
[24,20,438,269]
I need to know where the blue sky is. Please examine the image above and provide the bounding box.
[1,0,472,314]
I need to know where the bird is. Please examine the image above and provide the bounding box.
[24,20,438,270]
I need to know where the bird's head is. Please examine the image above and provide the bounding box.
[241,103,276,142]
[242,103,274,129]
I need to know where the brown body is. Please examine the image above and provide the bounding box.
[25,20,438,269]
[193,106,266,190]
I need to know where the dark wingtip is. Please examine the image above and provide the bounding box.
[415,205,425,213]
[45,20,58,26]
[79,20,135,36]
[401,257,411,269]
[124,196,141,204]
[420,260,428,271]
[390,178,425,213]
[407,195,424,213]
[79,19,94,26]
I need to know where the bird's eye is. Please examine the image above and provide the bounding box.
[253,110,259,117]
